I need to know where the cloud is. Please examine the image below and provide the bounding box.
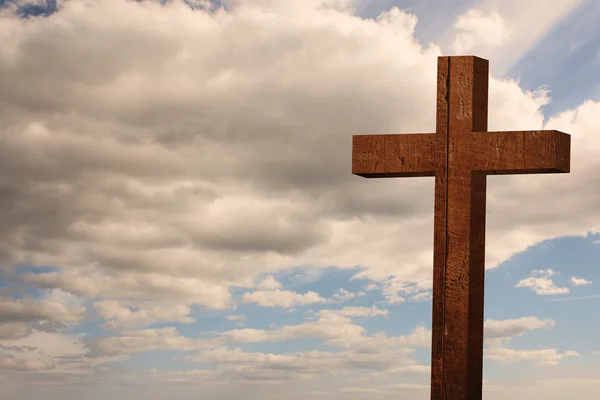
[93,300,195,329]
[0,0,598,395]
[484,317,555,339]
[370,277,432,305]
[330,288,358,303]
[0,356,50,371]
[241,288,366,308]
[20,268,233,309]
[256,275,282,290]
[409,292,432,302]
[184,345,418,382]
[485,347,579,366]
[242,289,326,308]
[0,0,595,323]
[0,322,31,340]
[571,277,592,286]
[95,327,220,356]
[0,330,117,374]
[318,306,388,318]
[386,382,429,390]
[226,315,246,321]
[547,294,600,302]
[443,0,581,75]
[450,8,512,54]
[222,306,427,352]
[515,269,570,295]
[0,294,86,339]
[0,295,85,323]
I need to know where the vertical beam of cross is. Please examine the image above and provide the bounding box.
[352,56,570,400]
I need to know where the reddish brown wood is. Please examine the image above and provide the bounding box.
[351,56,571,400]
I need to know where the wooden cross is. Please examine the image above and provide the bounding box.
[351,56,570,399]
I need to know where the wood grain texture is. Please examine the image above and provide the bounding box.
[352,134,435,177]
[351,55,571,400]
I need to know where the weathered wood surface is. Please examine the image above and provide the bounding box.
[351,56,571,400]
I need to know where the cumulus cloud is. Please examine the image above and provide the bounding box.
[256,275,282,290]
[242,288,365,308]
[0,0,595,318]
[0,0,598,396]
[330,288,358,302]
[444,0,581,74]
[0,330,118,374]
[242,289,326,308]
[515,269,570,295]
[93,300,195,329]
[95,327,221,356]
[0,294,86,339]
[0,296,85,323]
[222,306,427,351]
[20,268,233,309]
[450,8,512,54]
[485,347,579,366]
[571,277,592,286]
[484,317,555,340]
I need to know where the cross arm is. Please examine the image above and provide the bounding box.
[352,133,436,178]
[465,130,571,174]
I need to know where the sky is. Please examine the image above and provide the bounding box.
[0,0,598,399]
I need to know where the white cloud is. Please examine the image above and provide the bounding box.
[96,327,220,356]
[243,289,326,308]
[0,0,597,396]
[256,275,282,290]
[548,294,600,302]
[242,288,367,308]
[409,292,431,302]
[571,277,592,286]
[363,283,378,291]
[0,330,115,374]
[93,300,195,329]
[371,277,432,305]
[0,0,595,323]
[443,0,581,74]
[485,317,555,340]
[0,295,86,340]
[450,8,512,54]
[330,288,357,302]
[485,347,579,366]
[184,345,418,382]
[222,308,427,353]
[0,296,85,323]
[515,269,570,295]
[318,306,388,319]
[21,268,233,309]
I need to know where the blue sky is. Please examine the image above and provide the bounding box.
[0,0,599,399]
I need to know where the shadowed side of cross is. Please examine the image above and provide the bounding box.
[352,56,570,400]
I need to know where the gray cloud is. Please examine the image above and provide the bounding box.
[0,2,598,397]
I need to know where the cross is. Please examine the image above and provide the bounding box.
[351,56,570,399]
